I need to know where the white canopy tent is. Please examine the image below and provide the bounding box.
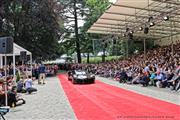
[0,43,32,77]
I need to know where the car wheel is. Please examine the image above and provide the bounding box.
[72,79,76,84]
[92,80,95,84]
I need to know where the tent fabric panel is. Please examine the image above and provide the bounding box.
[101,14,126,20]
[14,43,32,55]
[87,0,180,39]
[0,43,32,56]
[115,0,154,8]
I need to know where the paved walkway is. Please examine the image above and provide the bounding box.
[96,76,180,105]
[4,75,180,120]
[5,77,76,120]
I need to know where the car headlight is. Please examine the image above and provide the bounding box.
[73,75,78,78]
[90,74,95,78]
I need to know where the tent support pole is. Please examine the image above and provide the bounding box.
[0,55,3,68]
[13,53,16,77]
[30,54,32,76]
[4,54,8,106]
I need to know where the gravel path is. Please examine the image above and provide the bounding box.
[5,77,77,120]
[96,76,180,105]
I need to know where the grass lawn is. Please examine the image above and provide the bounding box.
[82,56,122,63]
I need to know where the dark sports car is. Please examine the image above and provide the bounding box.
[68,70,95,84]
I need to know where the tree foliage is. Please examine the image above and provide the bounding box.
[81,0,110,62]
[0,0,64,60]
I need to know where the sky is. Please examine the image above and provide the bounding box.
[109,0,117,3]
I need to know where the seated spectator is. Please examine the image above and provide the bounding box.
[8,86,25,107]
[175,78,180,91]
[131,70,143,84]
[168,70,180,90]
[155,71,164,88]
[25,75,37,94]
[17,77,26,93]
[144,62,150,73]
[119,69,128,83]
[139,72,150,87]
[126,69,133,82]
[161,69,174,88]
[149,70,156,86]
[114,71,120,81]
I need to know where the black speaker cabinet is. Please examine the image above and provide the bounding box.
[128,33,133,40]
[144,27,149,34]
[0,37,13,54]
[20,51,27,61]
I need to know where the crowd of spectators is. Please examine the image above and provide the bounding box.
[0,63,58,107]
[70,42,180,91]
[0,65,36,107]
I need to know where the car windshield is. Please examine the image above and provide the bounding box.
[75,71,86,75]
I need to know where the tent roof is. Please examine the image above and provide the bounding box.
[13,43,32,55]
[0,43,32,56]
[87,0,180,40]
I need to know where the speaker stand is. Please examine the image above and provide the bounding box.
[4,54,8,106]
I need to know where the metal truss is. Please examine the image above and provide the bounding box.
[88,0,180,40]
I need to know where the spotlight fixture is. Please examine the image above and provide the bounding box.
[128,33,133,40]
[139,27,143,31]
[144,27,149,34]
[163,16,169,21]
[113,39,116,44]
[126,28,129,32]
[130,30,133,34]
[150,22,155,27]
[148,16,153,22]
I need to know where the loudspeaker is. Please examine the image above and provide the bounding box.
[144,27,149,34]
[0,37,13,54]
[113,39,116,44]
[20,51,27,61]
[128,33,133,40]
[104,43,108,48]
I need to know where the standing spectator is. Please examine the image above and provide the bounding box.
[38,63,46,84]
[32,65,36,80]
[35,65,39,80]
[54,64,58,76]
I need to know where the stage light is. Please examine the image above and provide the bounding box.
[150,22,155,27]
[148,16,153,22]
[163,16,169,21]
[144,27,149,34]
[128,33,133,40]
[130,30,133,34]
[126,28,129,32]
[139,27,143,31]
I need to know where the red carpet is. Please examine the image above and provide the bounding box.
[58,74,180,120]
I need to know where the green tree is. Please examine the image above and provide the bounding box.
[0,0,64,60]
[80,0,110,63]
[58,0,87,63]
[58,0,110,63]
